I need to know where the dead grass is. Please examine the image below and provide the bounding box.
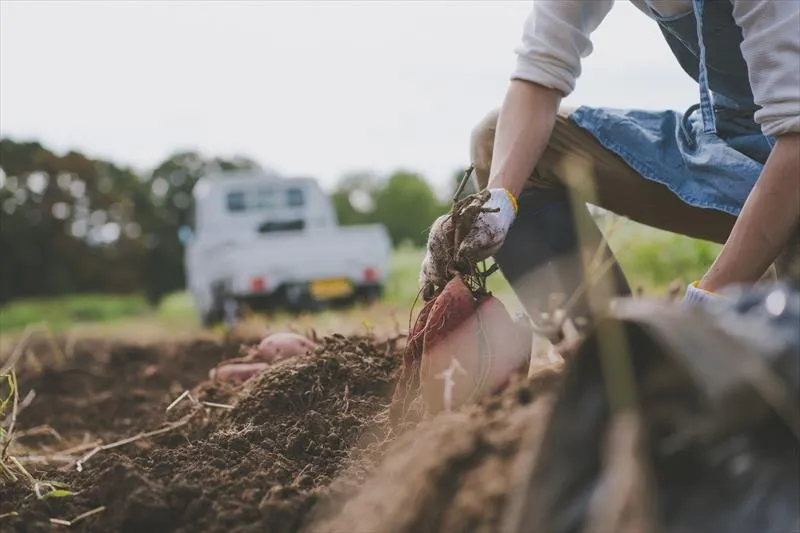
[0,326,237,528]
[1,325,80,501]
[49,506,107,527]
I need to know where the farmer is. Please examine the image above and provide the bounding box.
[420,0,799,323]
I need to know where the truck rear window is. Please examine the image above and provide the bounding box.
[227,191,246,212]
[287,187,305,207]
[226,187,303,212]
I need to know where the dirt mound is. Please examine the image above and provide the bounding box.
[309,365,564,533]
[312,294,800,533]
[1,334,400,533]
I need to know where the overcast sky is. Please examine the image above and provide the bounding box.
[1,1,699,195]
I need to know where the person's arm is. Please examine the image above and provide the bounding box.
[487,1,614,198]
[486,81,561,198]
[697,0,800,290]
[699,134,800,290]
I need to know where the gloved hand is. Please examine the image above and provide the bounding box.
[682,280,728,306]
[419,187,518,293]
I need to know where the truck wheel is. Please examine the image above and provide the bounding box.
[201,310,219,329]
[201,283,227,328]
[360,285,383,305]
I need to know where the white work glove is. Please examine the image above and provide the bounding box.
[682,280,728,306]
[419,188,518,293]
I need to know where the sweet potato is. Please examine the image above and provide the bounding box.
[419,275,532,412]
[209,331,318,383]
[255,332,318,363]
[209,362,269,382]
[392,273,532,418]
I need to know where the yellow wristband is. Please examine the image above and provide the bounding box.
[503,189,518,215]
[690,280,715,295]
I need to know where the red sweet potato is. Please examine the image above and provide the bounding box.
[255,332,317,363]
[209,362,269,382]
[417,274,532,413]
[210,331,318,383]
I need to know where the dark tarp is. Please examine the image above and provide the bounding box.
[503,282,800,533]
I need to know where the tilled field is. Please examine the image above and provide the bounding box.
[6,288,798,533]
[0,331,563,533]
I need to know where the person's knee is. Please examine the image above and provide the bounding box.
[469,108,499,191]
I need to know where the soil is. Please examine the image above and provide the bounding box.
[313,365,564,533]
[1,328,564,533]
[0,333,401,532]
[3,302,798,533]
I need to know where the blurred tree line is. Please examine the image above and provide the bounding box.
[330,167,475,248]
[0,137,472,306]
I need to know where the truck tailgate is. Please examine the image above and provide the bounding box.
[205,224,391,295]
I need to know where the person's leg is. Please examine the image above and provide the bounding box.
[469,107,738,322]
[493,185,631,324]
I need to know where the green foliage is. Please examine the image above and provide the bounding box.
[155,292,196,322]
[329,171,382,226]
[373,170,446,247]
[0,292,200,334]
[0,138,256,307]
[0,373,12,420]
[0,139,147,303]
[0,294,150,333]
[381,242,426,305]
[331,169,446,248]
[42,489,75,499]
[606,220,722,292]
[0,371,15,455]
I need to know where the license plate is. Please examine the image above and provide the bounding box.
[310,278,353,300]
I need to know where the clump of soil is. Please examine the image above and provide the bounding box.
[1,333,401,533]
[310,364,564,533]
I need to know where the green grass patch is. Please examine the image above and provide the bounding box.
[603,217,721,293]
[382,242,425,307]
[0,293,151,334]
[155,292,196,322]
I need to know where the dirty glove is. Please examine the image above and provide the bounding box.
[419,188,518,292]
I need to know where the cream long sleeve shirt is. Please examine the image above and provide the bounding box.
[511,0,800,138]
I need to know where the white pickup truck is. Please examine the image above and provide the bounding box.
[184,169,392,327]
